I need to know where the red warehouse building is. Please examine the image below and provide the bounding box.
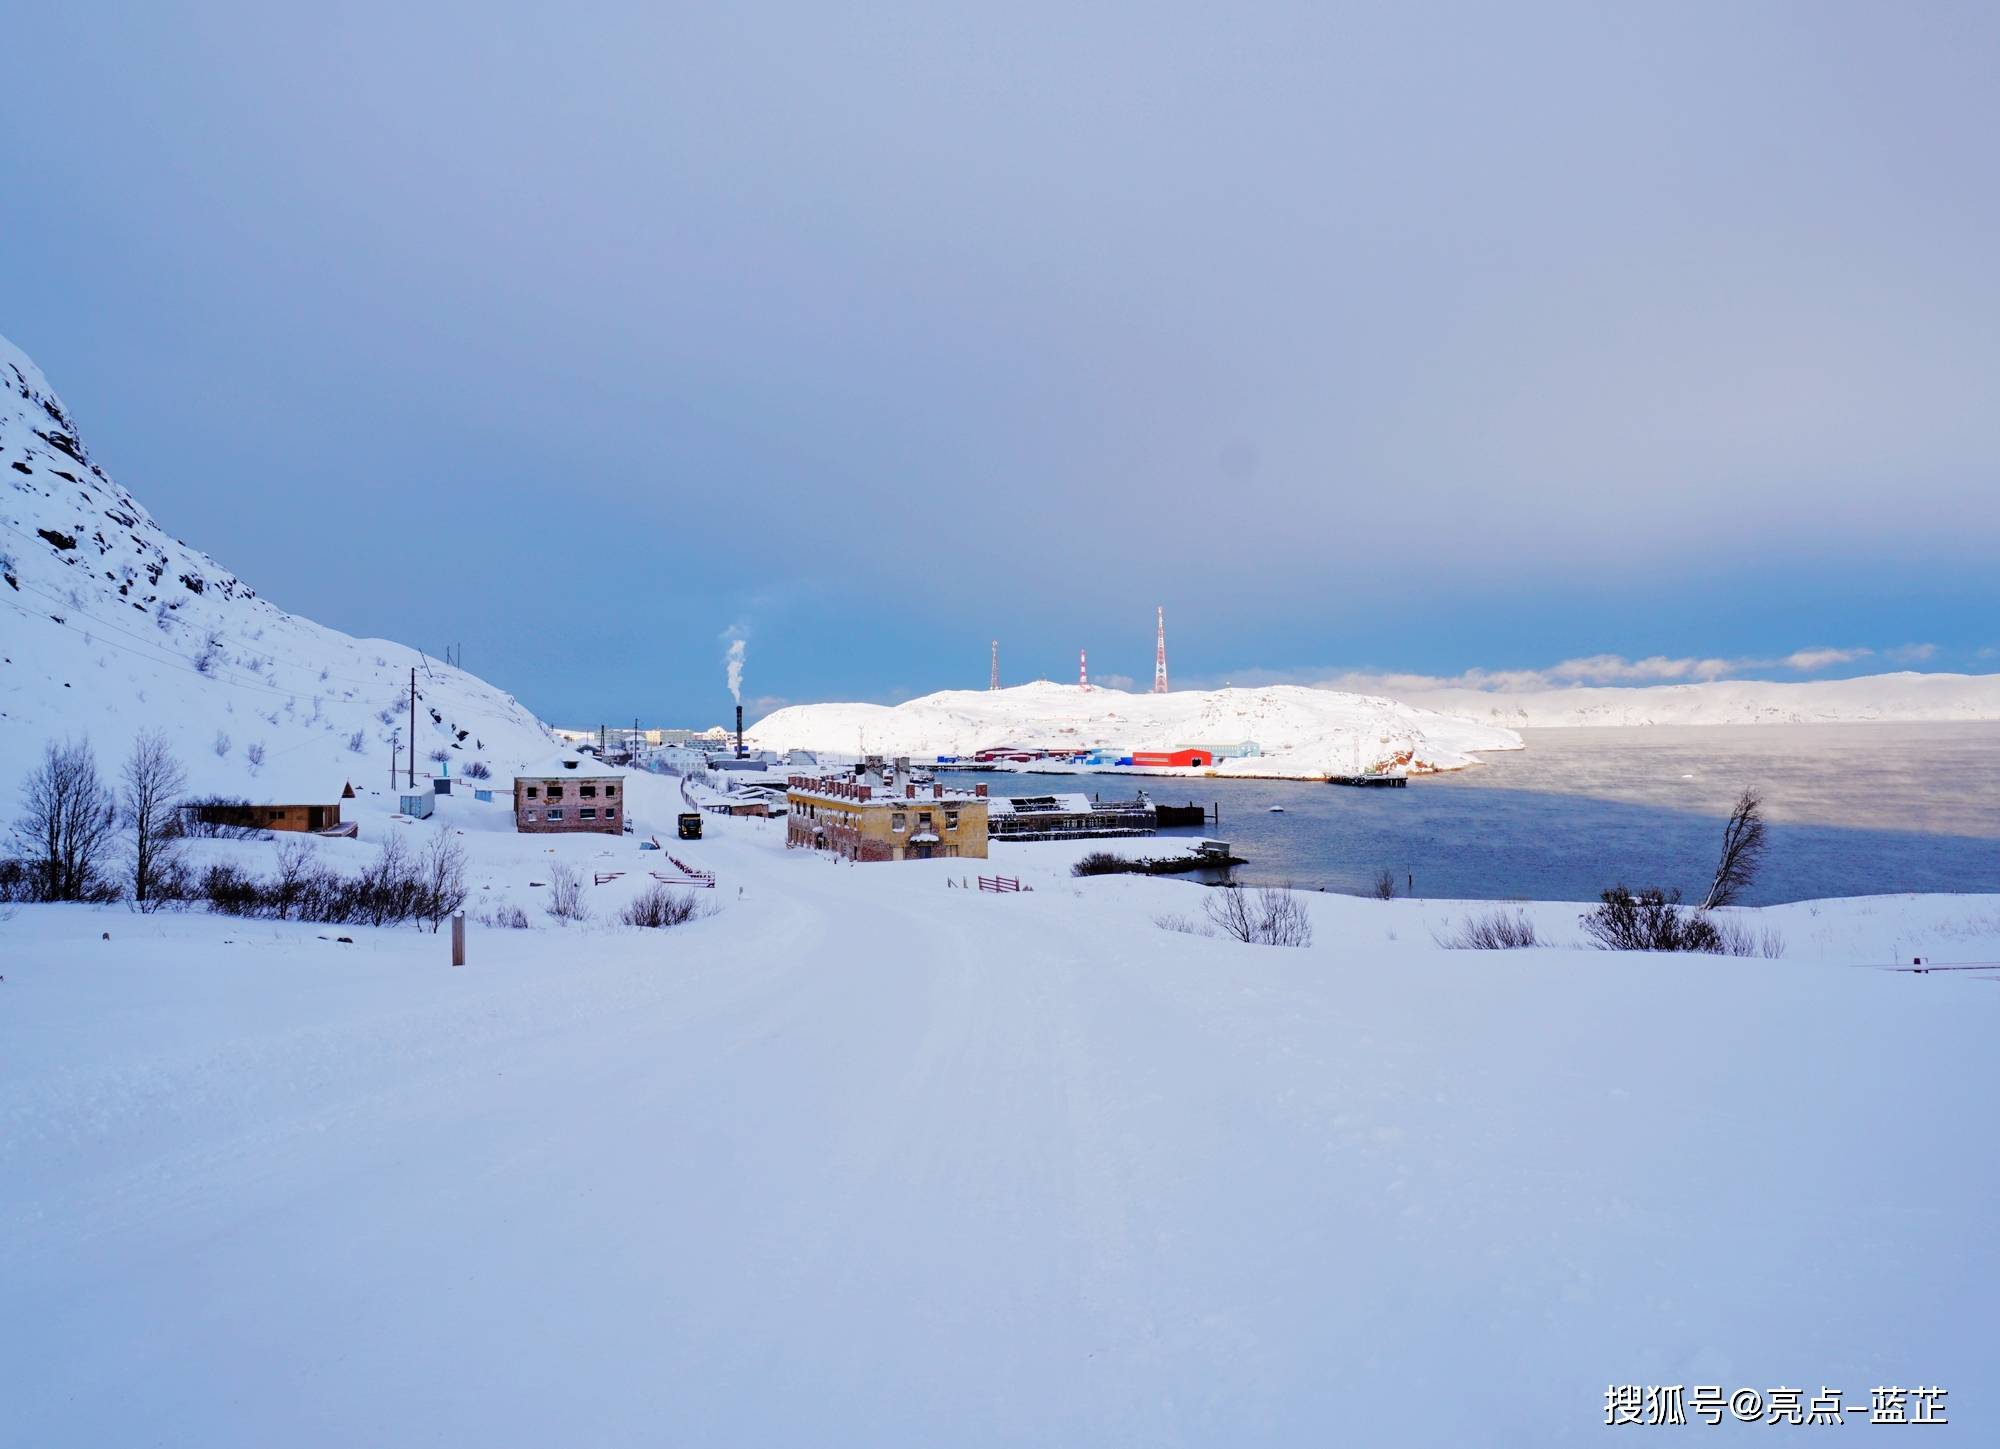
[1129,748,1214,768]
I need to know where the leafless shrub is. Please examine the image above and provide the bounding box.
[1581,886,1723,953]
[462,760,492,780]
[347,730,366,754]
[1072,850,1132,877]
[1371,868,1397,900]
[1202,885,1314,947]
[1714,917,1786,958]
[1153,910,1216,937]
[1436,909,1540,950]
[416,830,468,932]
[11,738,121,902]
[172,796,268,839]
[212,730,231,758]
[546,861,589,922]
[479,904,531,929]
[1701,786,1768,910]
[121,730,187,909]
[620,884,710,928]
[245,741,266,769]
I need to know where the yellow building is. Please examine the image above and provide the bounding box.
[785,772,989,861]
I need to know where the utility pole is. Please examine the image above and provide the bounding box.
[990,639,1000,691]
[1079,648,1090,691]
[408,668,416,788]
[1153,606,1169,693]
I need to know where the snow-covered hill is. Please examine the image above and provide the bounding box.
[1400,671,2000,729]
[748,680,1523,777]
[0,332,558,800]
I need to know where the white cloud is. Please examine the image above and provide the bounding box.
[1885,642,1937,663]
[1313,644,1900,695]
[1781,646,1872,672]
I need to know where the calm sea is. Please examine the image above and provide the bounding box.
[943,723,2000,903]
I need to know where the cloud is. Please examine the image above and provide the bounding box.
[1885,642,1937,663]
[1312,644,1902,695]
[1094,672,1136,690]
[1781,646,1872,672]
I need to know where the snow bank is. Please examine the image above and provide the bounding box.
[748,680,1523,779]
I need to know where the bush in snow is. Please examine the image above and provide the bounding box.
[479,904,531,929]
[1714,916,1786,959]
[1581,887,1723,953]
[9,738,121,902]
[1203,885,1313,947]
[1072,851,1132,877]
[347,730,366,754]
[429,747,451,765]
[545,861,589,923]
[197,833,462,929]
[245,741,266,769]
[192,632,223,675]
[1435,909,1539,950]
[212,730,231,759]
[1153,910,1216,938]
[461,760,491,780]
[1371,868,1398,900]
[620,884,710,929]
[415,830,468,933]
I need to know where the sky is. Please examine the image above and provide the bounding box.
[3,1,1996,726]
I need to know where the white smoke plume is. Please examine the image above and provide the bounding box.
[725,637,746,703]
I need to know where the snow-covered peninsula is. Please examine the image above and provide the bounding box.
[1399,672,2000,729]
[747,680,1524,778]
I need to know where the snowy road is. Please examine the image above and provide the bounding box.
[5,865,1998,1445]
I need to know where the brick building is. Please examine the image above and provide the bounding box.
[785,768,989,861]
[513,754,624,835]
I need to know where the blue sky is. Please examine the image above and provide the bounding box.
[4,2,1994,725]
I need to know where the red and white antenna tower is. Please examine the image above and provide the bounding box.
[990,639,1000,691]
[1153,606,1169,693]
[1079,648,1090,691]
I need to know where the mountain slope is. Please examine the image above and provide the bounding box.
[0,332,555,801]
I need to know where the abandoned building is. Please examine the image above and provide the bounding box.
[984,792,1158,842]
[512,754,625,835]
[179,801,348,836]
[785,769,989,861]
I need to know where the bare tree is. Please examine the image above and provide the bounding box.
[13,738,120,901]
[416,829,469,932]
[1701,787,1768,910]
[271,837,320,920]
[1203,884,1259,942]
[1371,868,1398,900]
[121,731,188,908]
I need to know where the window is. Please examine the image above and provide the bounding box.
[918,811,933,828]
[605,784,617,797]
[547,785,564,800]
[945,811,960,830]
[892,812,907,832]
[581,784,597,798]
[525,809,538,821]
[546,808,564,821]
[581,807,597,820]
[525,785,538,798]
[607,807,617,819]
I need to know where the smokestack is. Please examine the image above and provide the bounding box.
[735,703,745,758]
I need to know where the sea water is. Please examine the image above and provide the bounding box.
[944,722,2000,903]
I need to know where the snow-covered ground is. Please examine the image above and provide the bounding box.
[1401,671,2000,729]
[748,681,1524,779]
[6,802,1998,1446]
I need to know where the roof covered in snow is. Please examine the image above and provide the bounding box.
[514,753,623,780]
